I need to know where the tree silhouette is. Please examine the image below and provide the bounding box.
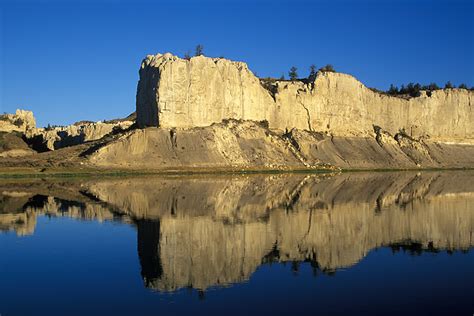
[309,64,317,80]
[289,66,298,81]
[195,44,204,56]
[388,84,399,95]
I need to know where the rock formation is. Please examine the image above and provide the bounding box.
[0,109,36,133]
[26,120,133,151]
[136,53,473,143]
[1,53,473,170]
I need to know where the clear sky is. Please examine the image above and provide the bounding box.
[1,0,473,127]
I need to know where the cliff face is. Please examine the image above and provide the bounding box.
[136,53,473,142]
[136,53,273,129]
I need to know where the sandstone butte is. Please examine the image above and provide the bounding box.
[136,53,473,142]
[1,52,474,171]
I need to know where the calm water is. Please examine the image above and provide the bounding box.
[0,171,473,315]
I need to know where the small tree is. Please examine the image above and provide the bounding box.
[308,64,317,80]
[458,83,468,89]
[427,82,440,90]
[279,74,285,80]
[195,44,204,56]
[289,66,298,81]
[399,84,406,94]
[444,81,453,89]
[411,83,422,97]
[387,84,399,95]
[184,51,191,60]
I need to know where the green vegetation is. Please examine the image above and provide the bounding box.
[385,81,474,97]
[288,66,298,81]
[195,44,204,56]
[318,64,335,73]
[308,65,317,80]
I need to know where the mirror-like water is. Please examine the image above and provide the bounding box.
[0,171,473,315]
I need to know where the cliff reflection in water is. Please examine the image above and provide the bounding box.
[1,171,473,292]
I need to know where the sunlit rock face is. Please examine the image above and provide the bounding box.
[136,53,474,142]
[89,119,474,170]
[0,109,36,133]
[1,172,473,292]
[26,120,133,151]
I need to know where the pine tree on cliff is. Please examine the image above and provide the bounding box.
[445,81,454,89]
[427,82,440,90]
[289,67,298,81]
[388,84,399,95]
[195,45,204,56]
[308,64,317,80]
[184,51,191,60]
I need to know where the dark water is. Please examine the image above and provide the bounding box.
[0,171,473,315]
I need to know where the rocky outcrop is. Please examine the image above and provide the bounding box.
[26,120,133,151]
[136,53,473,143]
[0,109,36,133]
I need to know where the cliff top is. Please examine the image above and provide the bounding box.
[140,52,473,101]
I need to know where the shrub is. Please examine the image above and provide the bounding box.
[319,64,335,72]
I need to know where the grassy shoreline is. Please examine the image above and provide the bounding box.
[0,166,473,179]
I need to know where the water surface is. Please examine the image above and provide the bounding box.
[1,171,473,315]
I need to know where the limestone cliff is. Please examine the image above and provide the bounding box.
[136,53,473,143]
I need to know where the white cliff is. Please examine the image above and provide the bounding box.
[136,53,473,143]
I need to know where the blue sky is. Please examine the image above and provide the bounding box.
[1,0,473,127]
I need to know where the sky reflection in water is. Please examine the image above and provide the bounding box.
[0,171,473,315]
